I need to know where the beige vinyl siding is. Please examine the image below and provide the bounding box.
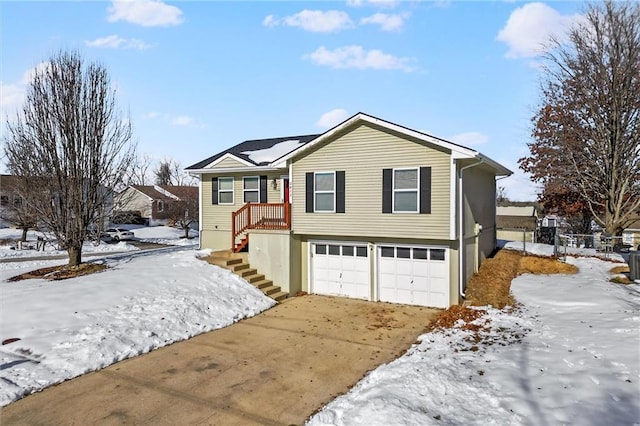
[292,123,452,240]
[210,156,249,169]
[116,188,152,218]
[462,165,497,263]
[200,172,286,248]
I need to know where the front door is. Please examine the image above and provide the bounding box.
[282,177,290,203]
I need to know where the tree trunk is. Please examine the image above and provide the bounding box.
[183,226,189,239]
[68,245,82,266]
[20,227,28,242]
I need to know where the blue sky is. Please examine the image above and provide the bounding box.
[1,1,585,200]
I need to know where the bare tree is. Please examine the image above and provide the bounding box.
[3,51,135,265]
[0,177,38,242]
[166,197,199,238]
[521,1,640,235]
[127,153,154,186]
[153,158,196,186]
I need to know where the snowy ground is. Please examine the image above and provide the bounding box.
[2,238,639,423]
[0,228,273,406]
[309,254,640,425]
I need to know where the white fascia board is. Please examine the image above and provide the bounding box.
[186,166,285,175]
[477,153,513,176]
[450,158,457,241]
[204,153,254,169]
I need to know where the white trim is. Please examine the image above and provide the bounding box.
[198,178,203,249]
[153,185,180,200]
[242,176,260,203]
[288,164,293,205]
[217,176,234,205]
[187,165,284,175]
[392,167,419,213]
[313,171,336,213]
[126,186,154,202]
[450,158,457,240]
[204,152,253,169]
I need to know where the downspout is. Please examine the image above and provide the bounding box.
[458,159,484,298]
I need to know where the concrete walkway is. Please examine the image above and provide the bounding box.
[1,295,440,425]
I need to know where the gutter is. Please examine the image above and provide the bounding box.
[458,159,484,299]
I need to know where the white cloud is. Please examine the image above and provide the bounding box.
[171,115,196,127]
[85,35,152,50]
[263,10,354,33]
[449,131,488,147]
[145,111,161,119]
[305,45,417,72]
[497,2,581,58]
[360,12,408,31]
[347,0,398,8]
[316,109,350,128]
[0,82,25,117]
[107,0,183,27]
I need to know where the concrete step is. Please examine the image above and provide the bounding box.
[261,285,281,296]
[252,279,273,289]
[246,274,265,283]
[271,291,289,302]
[232,263,250,272]
[240,268,258,277]
[225,257,243,266]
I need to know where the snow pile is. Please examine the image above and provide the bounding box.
[129,225,198,246]
[241,139,304,164]
[0,250,275,406]
[309,256,640,425]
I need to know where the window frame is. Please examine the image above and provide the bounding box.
[157,199,164,212]
[243,176,260,204]
[218,176,234,205]
[392,167,419,213]
[314,171,336,213]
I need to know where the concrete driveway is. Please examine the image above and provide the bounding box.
[1,295,440,425]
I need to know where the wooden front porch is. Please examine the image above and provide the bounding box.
[231,203,291,252]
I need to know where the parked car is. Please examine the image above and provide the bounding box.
[104,228,135,241]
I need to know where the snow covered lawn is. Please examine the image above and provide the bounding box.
[0,249,275,407]
[309,255,640,425]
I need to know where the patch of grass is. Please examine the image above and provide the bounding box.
[429,248,581,330]
[610,265,630,274]
[8,263,107,282]
[610,275,633,285]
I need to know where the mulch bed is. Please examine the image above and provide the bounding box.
[7,263,107,282]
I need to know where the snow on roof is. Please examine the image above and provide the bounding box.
[241,139,304,164]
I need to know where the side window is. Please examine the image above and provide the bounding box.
[218,177,234,205]
[314,172,335,212]
[157,200,164,212]
[243,177,259,203]
[393,168,418,213]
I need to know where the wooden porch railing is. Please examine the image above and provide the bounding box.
[231,203,291,251]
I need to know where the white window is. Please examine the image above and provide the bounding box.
[243,177,259,203]
[315,172,335,212]
[393,168,418,212]
[218,177,234,204]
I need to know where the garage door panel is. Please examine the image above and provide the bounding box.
[377,245,450,308]
[311,242,371,301]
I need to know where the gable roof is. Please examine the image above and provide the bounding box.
[186,134,320,170]
[186,112,512,176]
[496,205,538,217]
[129,185,197,201]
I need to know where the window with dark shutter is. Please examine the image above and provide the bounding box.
[305,172,314,213]
[212,177,218,205]
[259,175,267,203]
[336,171,345,213]
[382,169,392,213]
[419,167,431,214]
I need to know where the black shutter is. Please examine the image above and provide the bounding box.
[336,171,345,213]
[419,166,431,214]
[305,172,314,213]
[212,177,218,205]
[259,175,267,203]
[382,169,392,213]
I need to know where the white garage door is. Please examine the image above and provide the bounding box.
[378,245,449,308]
[311,242,371,300]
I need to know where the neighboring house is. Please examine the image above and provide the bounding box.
[186,113,512,308]
[115,185,198,226]
[622,219,640,249]
[496,205,538,243]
